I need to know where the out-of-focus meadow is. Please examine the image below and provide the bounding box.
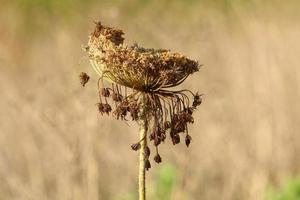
[1,0,300,199]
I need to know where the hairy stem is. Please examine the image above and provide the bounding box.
[138,94,147,200]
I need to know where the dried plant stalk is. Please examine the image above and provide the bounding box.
[138,95,147,200]
[81,21,203,200]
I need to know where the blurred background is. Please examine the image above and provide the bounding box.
[1,0,300,199]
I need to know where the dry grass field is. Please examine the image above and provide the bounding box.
[0,0,300,199]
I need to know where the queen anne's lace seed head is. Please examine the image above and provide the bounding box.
[82,22,203,168]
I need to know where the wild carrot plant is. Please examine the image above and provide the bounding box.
[81,22,202,200]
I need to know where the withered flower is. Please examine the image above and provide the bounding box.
[82,21,203,199]
[84,21,201,149]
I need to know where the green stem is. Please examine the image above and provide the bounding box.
[138,95,147,200]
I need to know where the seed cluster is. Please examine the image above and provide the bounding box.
[82,22,202,169]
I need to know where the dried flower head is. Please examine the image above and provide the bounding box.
[83,22,203,168]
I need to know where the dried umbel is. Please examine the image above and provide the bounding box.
[83,22,202,166]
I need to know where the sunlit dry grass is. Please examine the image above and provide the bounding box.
[0,1,300,199]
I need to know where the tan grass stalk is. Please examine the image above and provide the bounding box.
[138,95,147,200]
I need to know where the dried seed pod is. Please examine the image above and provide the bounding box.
[171,133,180,145]
[193,93,202,108]
[173,120,186,134]
[79,72,90,87]
[131,143,141,151]
[154,137,161,146]
[149,132,155,141]
[180,112,194,124]
[113,102,128,120]
[128,101,139,121]
[97,103,105,115]
[185,135,192,147]
[163,121,171,130]
[154,154,162,163]
[160,130,166,142]
[145,146,151,158]
[103,103,112,114]
[145,159,151,171]
[185,107,194,115]
[112,92,123,102]
[100,88,110,97]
